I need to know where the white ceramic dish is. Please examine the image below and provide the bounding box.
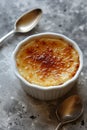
[12,32,83,100]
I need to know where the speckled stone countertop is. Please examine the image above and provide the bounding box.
[0,0,87,130]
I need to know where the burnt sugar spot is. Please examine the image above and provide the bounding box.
[37,48,56,68]
[34,47,65,78]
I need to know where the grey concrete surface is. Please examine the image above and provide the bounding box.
[0,0,87,129]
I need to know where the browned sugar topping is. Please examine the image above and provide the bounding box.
[16,37,79,86]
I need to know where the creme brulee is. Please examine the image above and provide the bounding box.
[16,37,79,87]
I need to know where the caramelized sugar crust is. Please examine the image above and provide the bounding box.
[16,37,79,87]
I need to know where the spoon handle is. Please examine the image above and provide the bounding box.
[0,30,14,46]
[55,122,62,130]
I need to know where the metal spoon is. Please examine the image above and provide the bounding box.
[55,95,84,130]
[0,8,42,46]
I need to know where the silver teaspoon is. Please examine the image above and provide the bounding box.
[55,95,84,130]
[0,8,42,46]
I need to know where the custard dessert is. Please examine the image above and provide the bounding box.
[16,37,79,87]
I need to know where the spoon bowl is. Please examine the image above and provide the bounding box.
[55,95,83,130]
[15,8,42,33]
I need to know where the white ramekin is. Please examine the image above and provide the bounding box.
[12,32,83,100]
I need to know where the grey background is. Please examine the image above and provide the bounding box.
[0,0,87,130]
